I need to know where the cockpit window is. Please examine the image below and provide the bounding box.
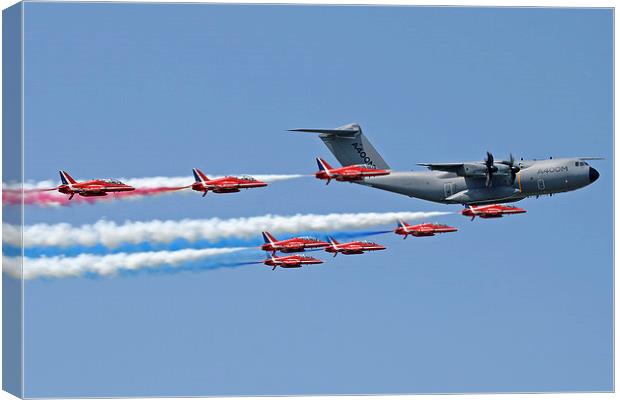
[98,178,124,184]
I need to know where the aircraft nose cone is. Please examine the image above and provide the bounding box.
[589,167,600,183]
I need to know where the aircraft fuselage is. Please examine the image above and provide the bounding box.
[359,157,599,205]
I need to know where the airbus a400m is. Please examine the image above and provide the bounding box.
[293,123,600,206]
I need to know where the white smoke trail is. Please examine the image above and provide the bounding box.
[3,247,249,280]
[7,173,307,191]
[5,211,452,249]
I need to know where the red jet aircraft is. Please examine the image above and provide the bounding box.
[54,170,135,200]
[461,204,526,220]
[315,157,390,185]
[263,254,323,270]
[191,168,267,197]
[261,232,330,254]
[394,220,458,239]
[324,236,386,257]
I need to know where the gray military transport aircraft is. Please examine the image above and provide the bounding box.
[291,123,600,205]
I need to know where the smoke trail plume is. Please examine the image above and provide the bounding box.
[3,247,250,280]
[2,174,306,207]
[5,211,451,249]
[3,186,189,207]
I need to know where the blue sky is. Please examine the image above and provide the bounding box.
[16,3,612,397]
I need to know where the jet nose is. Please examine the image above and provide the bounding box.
[589,167,600,183]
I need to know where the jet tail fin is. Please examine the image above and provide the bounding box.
[262,231,277,244]
[327,236,339,246]
[398,220,408,228]
[192,168,209,183]
[290,123,390,169]
[316,157,333,172]
[59,170,77,185]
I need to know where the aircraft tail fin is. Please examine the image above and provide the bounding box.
[192,168,209,183]
[262,231,277,244]
[290,123,390,169]
[398,220,408,228]
[59,171,77,185]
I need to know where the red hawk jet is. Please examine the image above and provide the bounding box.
[263,254,323,270]
[461,204,526,221]
[394,220,458,239]
[55,170,135,200]
[314,157,390,185]
[191,168,267,197]
[324,236,386,257]
[261,231,330,254]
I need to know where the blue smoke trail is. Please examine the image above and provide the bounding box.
[20,230,396,258]
[26,251,266,282]
[17,230,397,280]
[116,260,265,278]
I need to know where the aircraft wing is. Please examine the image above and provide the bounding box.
[417,162,465,172]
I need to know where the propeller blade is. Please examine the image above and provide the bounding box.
[485,151,494,167]
[506,153,520,185]
[484,151,496,187]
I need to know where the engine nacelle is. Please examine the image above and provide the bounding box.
[458,163,486,177]
[459,163,511,177]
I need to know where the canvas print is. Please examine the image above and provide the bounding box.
[2,2,613,398]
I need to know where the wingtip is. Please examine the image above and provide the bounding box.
[288,128,315,132]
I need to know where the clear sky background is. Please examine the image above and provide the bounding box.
[17,3,612,397]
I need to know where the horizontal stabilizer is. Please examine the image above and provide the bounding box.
[289,128,359,137]
[290,123,390,170]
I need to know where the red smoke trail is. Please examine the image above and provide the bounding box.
[3,187,189,207]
